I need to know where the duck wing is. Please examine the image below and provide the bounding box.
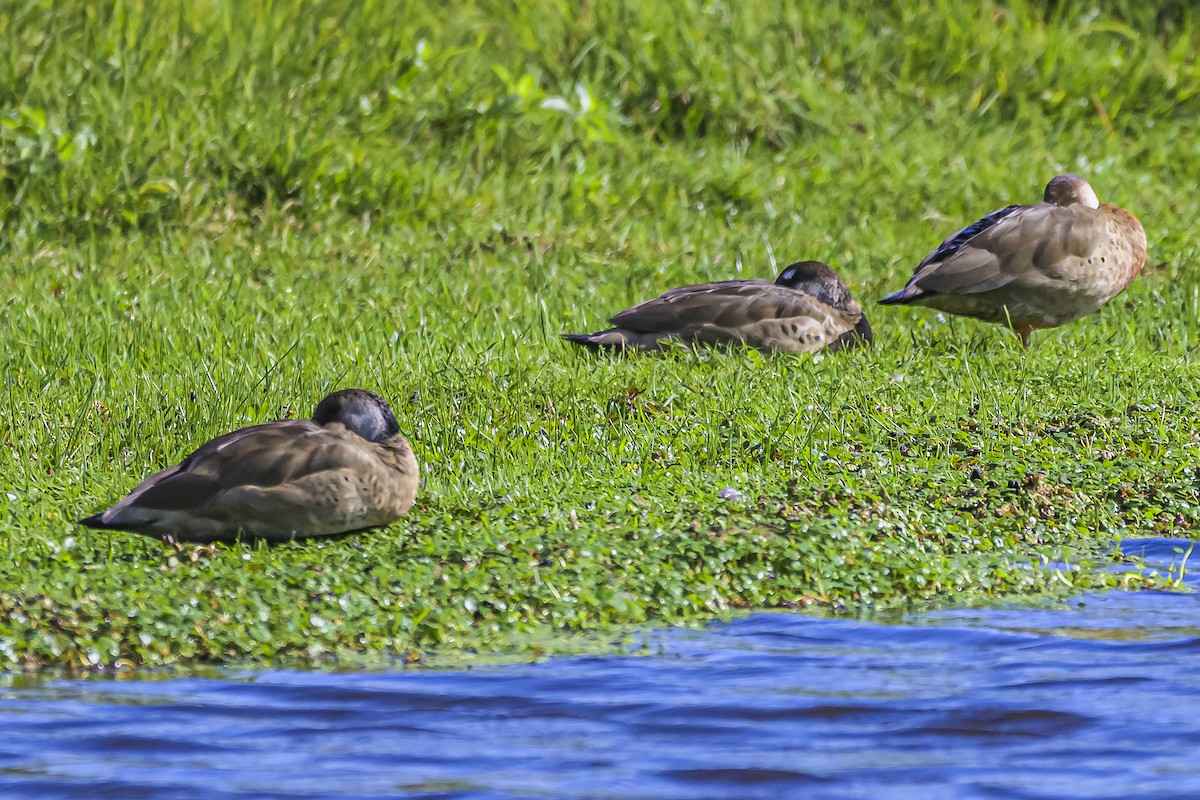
[609,279,862,351]
[610,279,789,333]
[917,204,1023,273]
[86,419,365,525]
[892,204,1105,299]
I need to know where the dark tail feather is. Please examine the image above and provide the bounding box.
[77,511,137,531]
[878,285,927,305]
[562,332,606,351]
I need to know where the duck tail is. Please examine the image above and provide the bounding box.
[77,511,119,530]
[878,284,927,305]
[77,509,141,532]
[561,332,606,350]
[562,328,662,351]
[562,330,638,350]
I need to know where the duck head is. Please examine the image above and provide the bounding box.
[1043,173,1099,209]
[312,389,400,443]
[775,261,855,311]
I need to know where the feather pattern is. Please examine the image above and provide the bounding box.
[918,204,1022,269]
[879,174,1146,345]
[79,389,419,543]
[564,261,871,354]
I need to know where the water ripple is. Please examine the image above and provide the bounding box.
[1,537,1197,799]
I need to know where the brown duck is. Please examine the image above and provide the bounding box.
[563,261,872,353]
[79,389,419,543]
[880,173,1147,346]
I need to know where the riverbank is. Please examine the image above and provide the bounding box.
[2,1,1197,669]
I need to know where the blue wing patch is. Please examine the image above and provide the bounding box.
[926,204,1022,264]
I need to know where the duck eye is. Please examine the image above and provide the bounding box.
[781,268,795,281]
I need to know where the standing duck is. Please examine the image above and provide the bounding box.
[880,173,1146,346]
[79,389,419,543]
[563,260,872,354]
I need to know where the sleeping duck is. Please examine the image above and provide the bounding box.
[79,389,419,543]
[563,260,872,354]
[880,173,1147,346]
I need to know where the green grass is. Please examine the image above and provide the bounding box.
[2,0,1199,670]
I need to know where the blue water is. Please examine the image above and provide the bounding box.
[2,538,1197,800]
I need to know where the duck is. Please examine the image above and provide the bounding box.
[79,389,419,543]
[879,173,1147,346]
[562,260,872,353]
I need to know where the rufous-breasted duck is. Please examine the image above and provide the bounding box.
[880,173,1147,346]
[80,389,419,543]
[563,260,873,353]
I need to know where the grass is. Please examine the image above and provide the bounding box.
[2,0,1200,670]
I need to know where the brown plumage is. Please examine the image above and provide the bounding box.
[79,389,419,543]
[563,261,872,354]
[880,173,1147,346]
